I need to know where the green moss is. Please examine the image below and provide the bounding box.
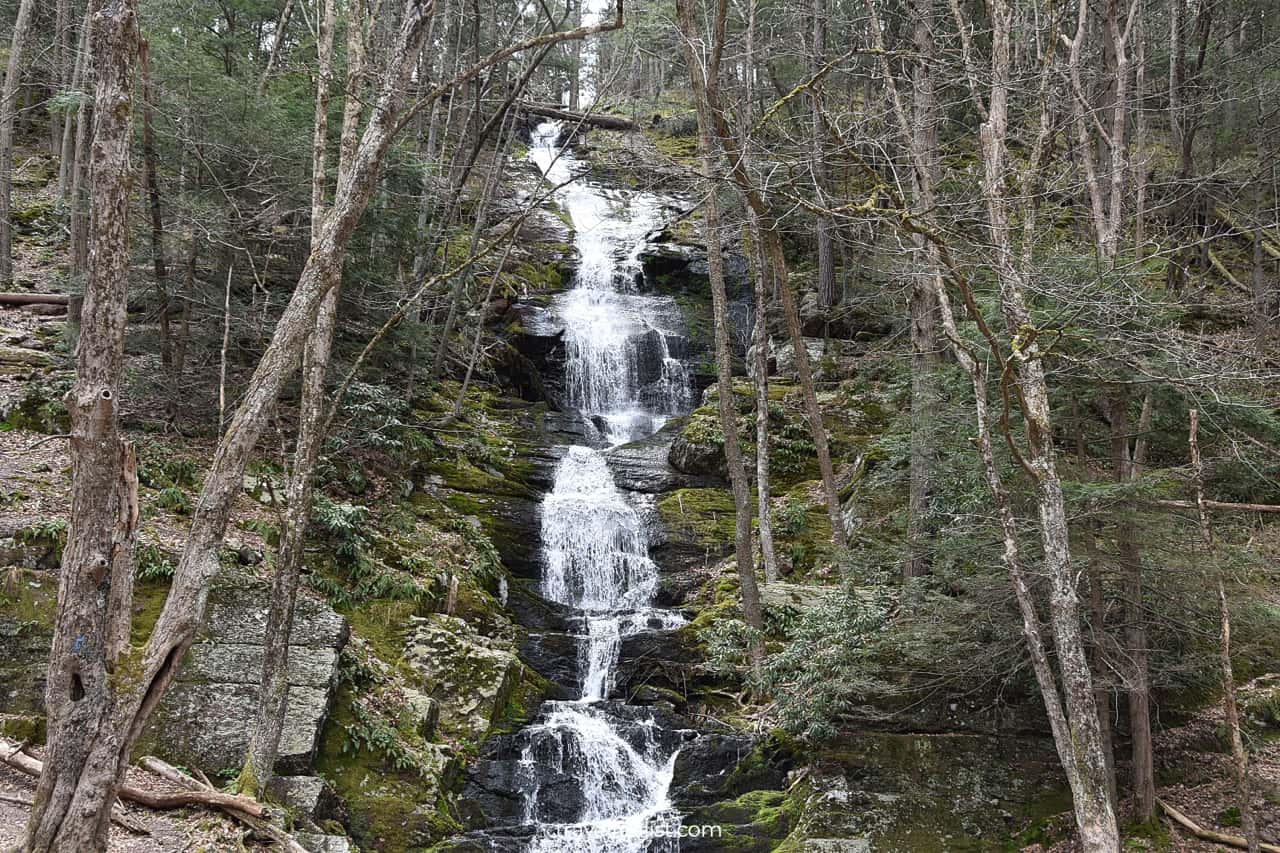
[315,687,457,853]
[0,713,45,742]
[658,488,741,549]
[345,599,419,665]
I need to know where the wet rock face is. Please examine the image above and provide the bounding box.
[459,701,695,830]
[138,581,349,776]
[402,613,523,741]
[607,419,720,494]
[668,431,726,478]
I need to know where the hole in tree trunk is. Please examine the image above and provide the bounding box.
[71,672,84,701]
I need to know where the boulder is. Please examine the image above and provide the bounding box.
[669,734,758,806]
[400,689,441,740]
[797,289,894,341]
[137,581,348,776]
[774,338,860,382]
[267,775,343,823]
[608,420,718,494]
[296,833,354,853]
[402,613,523,741]
[668,432,726,478]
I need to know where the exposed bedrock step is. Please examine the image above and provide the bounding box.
[458,701,696,830]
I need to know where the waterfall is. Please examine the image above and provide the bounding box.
[508,121,691,852]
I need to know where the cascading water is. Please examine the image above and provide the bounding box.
[510,120,693,852]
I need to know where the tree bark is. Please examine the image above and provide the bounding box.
[1188,409,1260,853]
[139,40,171,371]
[21,1,142,849]
[677,0,765,665]
[23,5,435,849]
[0,0,38,286]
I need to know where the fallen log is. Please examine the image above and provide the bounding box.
[517,102,636,131]
[0,741,151,834]
[1156,498,1280,514]
[138,756,309,853]
[1207,247,1250,293]
[0,292,70,307]
[1213,206,1280,260]
[1157,797,1280,853]
[0,738,267,825]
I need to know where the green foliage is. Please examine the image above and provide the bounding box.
[155,486,192,515]
[136,544,176,581]
[755,583,891,741]
[341,698,437,776]
[138,454,199,490]
[14,520,68,553]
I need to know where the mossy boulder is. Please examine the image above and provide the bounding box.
[402,613,524,742]
[780,734,1070,851]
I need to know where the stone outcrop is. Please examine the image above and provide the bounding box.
[137,580,349,775]
[402,613,524,741]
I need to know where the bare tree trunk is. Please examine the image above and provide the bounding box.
[139,40,171,372]
[69,17,94,280]
[0,0,38,286]
[23,5,436,848]
[1189,409,1260,853]
[52,0,74,157]
[59,5,90,202]
[739,0,778,583]
[257,0,297,97]
[866,0,1120,842]
[1109,390,1155,822]
[569,0,582,109]
[21,1,142,849]
[904,0,942,582]
[748,217,779,582]
[678,0,765,666]
[808,0,835,312]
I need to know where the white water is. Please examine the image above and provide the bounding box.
[519,121,690,852]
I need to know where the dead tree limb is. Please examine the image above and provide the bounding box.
[0,738,265,820]
[137,757,309,853]
[1157,798,1280,853]
[0,293,70,307]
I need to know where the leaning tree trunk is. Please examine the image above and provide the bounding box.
[22,1,142,849]
[240,0,342,798]
[23,6,436,849]
[0,0,38,286]
[672,0,847,551]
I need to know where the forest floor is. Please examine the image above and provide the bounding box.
[0,762,271,852]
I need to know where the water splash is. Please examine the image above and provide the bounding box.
[512,122,692,851]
